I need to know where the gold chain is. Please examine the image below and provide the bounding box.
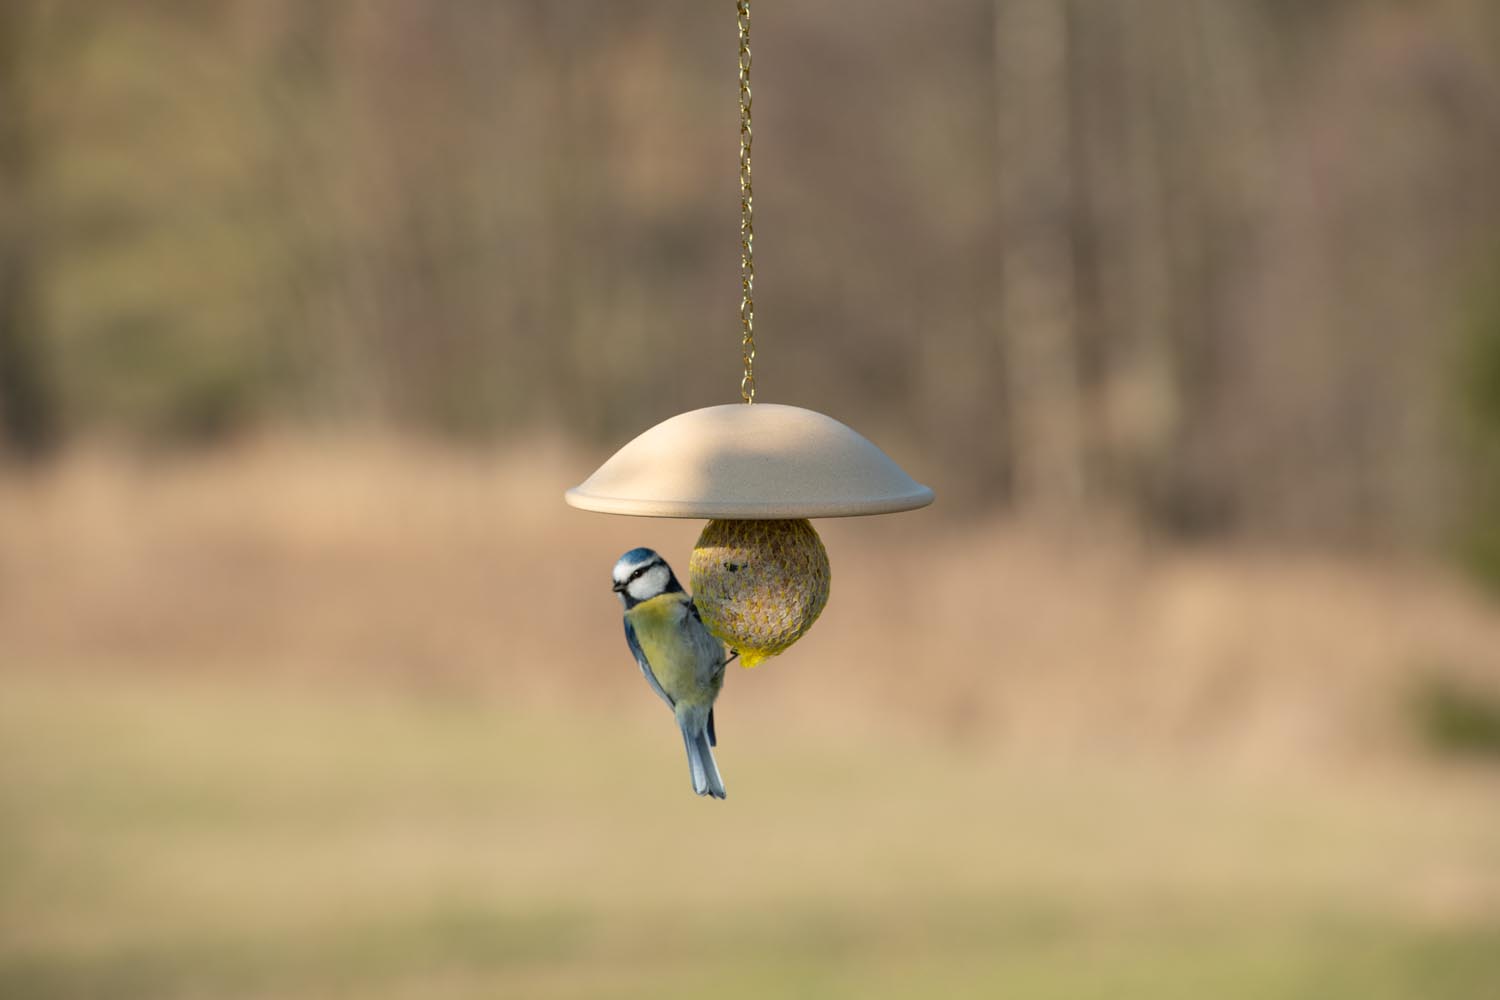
[737,0,756,403]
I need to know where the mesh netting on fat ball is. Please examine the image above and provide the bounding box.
[689,519,831,667]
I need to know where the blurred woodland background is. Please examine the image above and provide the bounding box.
[4,1,1500,544]
[4,2,1500,998]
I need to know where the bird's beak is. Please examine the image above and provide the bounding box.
[611,581,626,593]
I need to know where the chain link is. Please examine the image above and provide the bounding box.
[737,0,756,403]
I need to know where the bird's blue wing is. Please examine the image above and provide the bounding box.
[684,598,728,689]
[624,619,674,709]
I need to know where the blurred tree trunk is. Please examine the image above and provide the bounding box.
[0,0,58,460]
[1134,0,1220,534]
[994,0,1086,513]
[1151,2,1230,535]
[1146,1,1272,536]
[1072,0,1169,520]
[250,0,352,421]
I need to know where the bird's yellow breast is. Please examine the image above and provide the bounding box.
[626,594,703,701]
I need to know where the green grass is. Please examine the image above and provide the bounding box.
[1413,674,1500,759]
[2,672,1498,1000]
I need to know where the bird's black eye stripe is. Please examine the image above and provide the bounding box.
[627,559,661,583]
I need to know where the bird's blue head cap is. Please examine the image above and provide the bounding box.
[612,547,684,607]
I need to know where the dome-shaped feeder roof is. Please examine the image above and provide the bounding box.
[565,403,934,518]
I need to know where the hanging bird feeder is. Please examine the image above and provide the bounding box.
[565,1,932,667]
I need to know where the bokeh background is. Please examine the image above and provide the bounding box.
[4,2,1500,997]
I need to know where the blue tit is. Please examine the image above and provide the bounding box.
[613,547,728,799]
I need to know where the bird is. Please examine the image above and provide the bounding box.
[613,547,728,799]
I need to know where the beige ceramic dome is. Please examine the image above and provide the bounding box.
[564,403,933,519]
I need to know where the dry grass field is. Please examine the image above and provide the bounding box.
[3,439,1499,998]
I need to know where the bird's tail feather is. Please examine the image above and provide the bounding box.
[678,711,726,799]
